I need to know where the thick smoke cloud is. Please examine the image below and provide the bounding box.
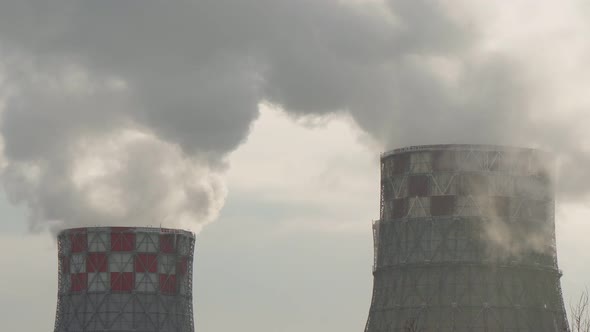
[0,0,587,231]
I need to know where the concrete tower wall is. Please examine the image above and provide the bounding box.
[365,145,568,332]
[54,227,195,332]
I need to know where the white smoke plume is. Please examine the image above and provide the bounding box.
[0,0,588,232]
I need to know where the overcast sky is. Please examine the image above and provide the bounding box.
[0,1,590,331]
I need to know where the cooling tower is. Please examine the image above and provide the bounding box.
[364,144,569,332]
[53,226,195,332]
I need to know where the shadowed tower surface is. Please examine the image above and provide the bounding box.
[53,227,195,332]
[364,144,569,332]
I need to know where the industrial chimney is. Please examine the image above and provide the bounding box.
[53,226,195,332]
[364,145,569,331]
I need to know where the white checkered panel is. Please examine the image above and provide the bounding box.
[109,253,133,273]
[387,177,408,199]
[410,152,432,173]
[70,254,86,273]
[408,197,429,218]
[88,273,109,291]
[456,196,486,217]
[517,177,550,200]
[489,174,513,196]
[431,173,457,196]
[136,233,159,252]
[177,237,190,256]
[457,150,486,171]
[158,255,176,274]
[135,273,158,292]
[88,231,109,252]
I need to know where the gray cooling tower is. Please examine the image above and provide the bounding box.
[364,144,569,332]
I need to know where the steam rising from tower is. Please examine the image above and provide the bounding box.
[53,227,195,332]
[365,145,568,331]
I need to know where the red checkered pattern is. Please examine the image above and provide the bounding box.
[69,253,87,291]
[160,274,176,293]
[71,273,87,292]
[111,272,134,291]
[111,227,135,251]
[87,253,107,272]
[61,227,191,294]
[177,257,188,275]
[160,234,176,253]
[70,230,87,253]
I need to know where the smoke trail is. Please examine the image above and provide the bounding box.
[0,0,587,231]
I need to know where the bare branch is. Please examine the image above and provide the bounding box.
[571,288,590,332]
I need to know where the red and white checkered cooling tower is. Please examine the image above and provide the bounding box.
[53,227,196,332]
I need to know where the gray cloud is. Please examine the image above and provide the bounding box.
[0,0,587,231]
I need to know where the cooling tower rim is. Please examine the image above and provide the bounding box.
[57,226,195,238]
[382,144,551,158]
